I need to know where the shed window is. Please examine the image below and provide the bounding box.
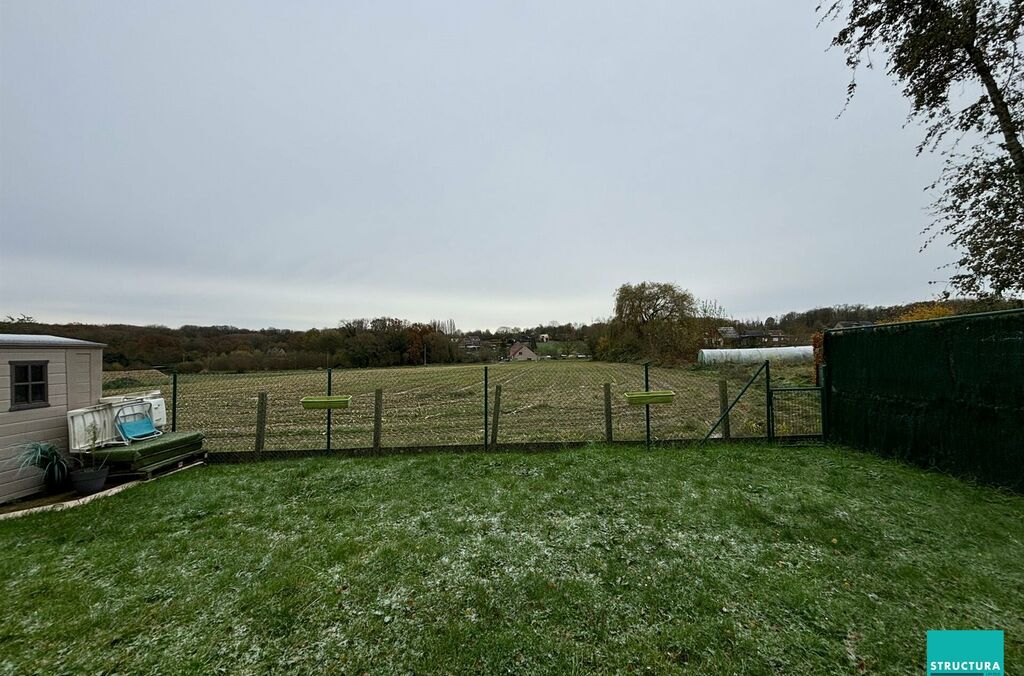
[10,361,48,411]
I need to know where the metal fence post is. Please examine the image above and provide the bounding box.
[490,384,502,449]
[171,369,178,432]
[373,388,383,451]
[483,366,489,449]
[326,367,333,452]
[644,362,651,450]
[765,360,774,441]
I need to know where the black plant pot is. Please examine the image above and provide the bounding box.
[43,465,71,492]
[70,467,109,496]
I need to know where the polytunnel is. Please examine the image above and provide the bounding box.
[697,346,813,365]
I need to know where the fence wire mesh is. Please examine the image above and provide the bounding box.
[102,360,819,452]
[101,369,175,421]
[770,388,822,437]
[494,361,620,443]
[695,365,771,440]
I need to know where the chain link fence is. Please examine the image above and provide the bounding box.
[102,360,819,453]
[769,388,822,438]
[101,368,176,424]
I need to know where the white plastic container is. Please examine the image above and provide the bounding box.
[145,397,167,428]
[100,391,167,427]
[68,394,168,450]
[67,403,122,451]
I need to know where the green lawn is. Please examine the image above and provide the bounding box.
[1,444,1021,673]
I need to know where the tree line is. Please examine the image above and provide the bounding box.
[4,289,1018,372]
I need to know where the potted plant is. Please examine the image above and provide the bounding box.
[68,423,109,496]
[17,441,72,492]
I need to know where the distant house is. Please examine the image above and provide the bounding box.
[717,326,740,340]
[538,334,550,343]
[508,342,538,361]
[712,327,740,346]
[737,329,766,348]
[714,326,789,348]
[833,321,874,330]
[460,336,483,351]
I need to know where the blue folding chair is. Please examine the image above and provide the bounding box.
[115,401,163,443]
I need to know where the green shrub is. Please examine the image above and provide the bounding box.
[104,377,143,390]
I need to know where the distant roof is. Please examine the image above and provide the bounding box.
[717,327,740,338]
[509,342,533,356]
[0,334,105,349]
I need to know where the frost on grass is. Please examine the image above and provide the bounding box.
[0,445,1022,674]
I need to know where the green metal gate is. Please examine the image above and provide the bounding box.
[705,361,824,442]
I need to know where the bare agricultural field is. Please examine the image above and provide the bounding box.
[103,361,816,451]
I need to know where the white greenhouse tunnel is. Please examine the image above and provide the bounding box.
[697,346,814,365]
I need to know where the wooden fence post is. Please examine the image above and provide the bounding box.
[373,388,383,451]
[718,380,731,440]
[489,384,502,449]
[255,392,268,455]
[603,383,613,443]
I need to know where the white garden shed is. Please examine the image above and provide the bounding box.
[0,334,105,503]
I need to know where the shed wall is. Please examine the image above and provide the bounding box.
[0,347,103,503]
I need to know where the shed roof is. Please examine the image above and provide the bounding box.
[0,334,106,349]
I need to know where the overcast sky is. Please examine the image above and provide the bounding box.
[1,1,954,330]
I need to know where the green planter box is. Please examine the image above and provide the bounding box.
[300,395,352,410]
[624,390,675,406]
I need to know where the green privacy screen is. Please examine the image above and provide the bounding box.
[823,309,1024,491]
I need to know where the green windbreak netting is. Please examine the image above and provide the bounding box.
[823,309,1024,491]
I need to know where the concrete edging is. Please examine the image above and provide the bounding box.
[0,461,205,521]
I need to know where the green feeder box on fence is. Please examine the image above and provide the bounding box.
[629,362,675,451]
[624,390,676,406]
[306,368,349,453]
[300,395,352,410]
